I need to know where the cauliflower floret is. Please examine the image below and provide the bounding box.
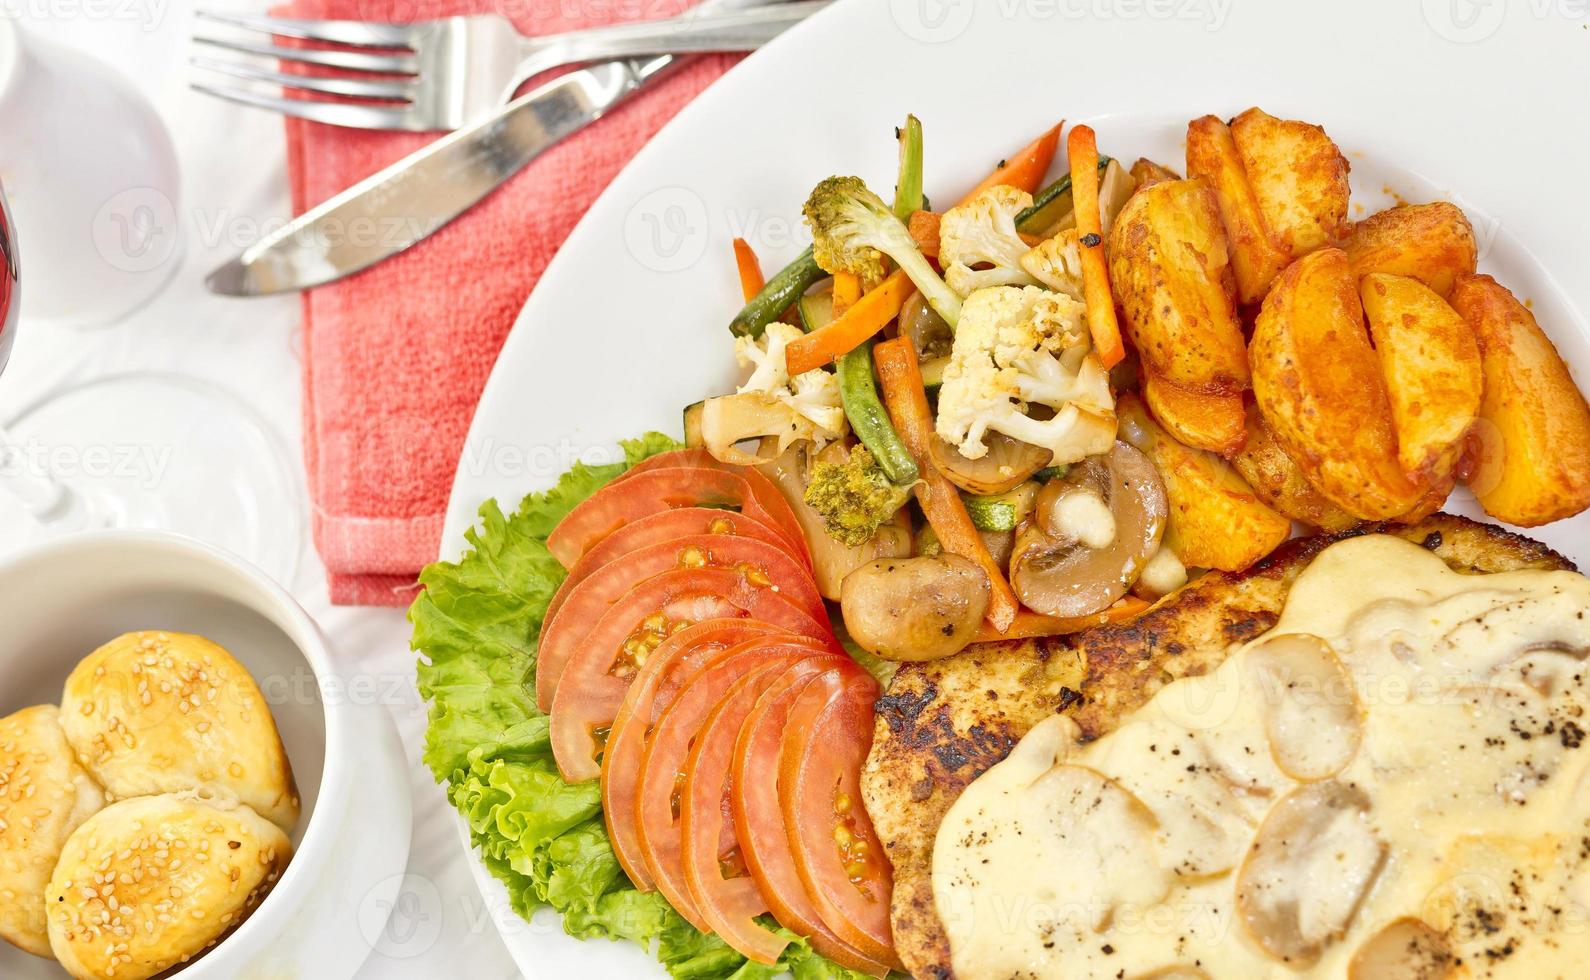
[936,286,1116,466]
[1019,228,1085,300]
[734,321,847,438]
[939,185,1041,298]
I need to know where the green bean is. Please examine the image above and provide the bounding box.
[728,246,826,338]
[838,341,919,485]
[829,113,929,485]
[893,114,924,222]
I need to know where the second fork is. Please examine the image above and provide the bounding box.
[192,1,826,131]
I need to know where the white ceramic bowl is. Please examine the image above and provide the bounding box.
[0,532,411,979]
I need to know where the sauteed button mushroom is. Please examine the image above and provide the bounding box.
[840,554,991,662]
[1011,442,1169,618]
[1047,487,1115,549]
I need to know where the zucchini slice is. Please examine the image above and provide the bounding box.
[798,282,836,333]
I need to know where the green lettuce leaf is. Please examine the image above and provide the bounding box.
[412,433,874,980]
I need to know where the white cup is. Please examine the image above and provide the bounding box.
[0,19,182,327]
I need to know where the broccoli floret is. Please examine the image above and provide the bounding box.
[803,176,964,329]
[803,445,913,547]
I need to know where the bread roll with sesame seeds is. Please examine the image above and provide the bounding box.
[59,632,299,833]
[45,793,291,980]
[0,704,107,957]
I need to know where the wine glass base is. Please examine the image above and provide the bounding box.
[3,372,305,584]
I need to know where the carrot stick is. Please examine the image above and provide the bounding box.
[1068,125,1125,368]
[831,272,862,315]
[908,211,943,259]
[961,122,1062,204]
[972,597,1149,644]
[732,238,765,302]
[873,338,1020,632]
[785,269,913,375]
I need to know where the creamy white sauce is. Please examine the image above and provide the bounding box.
[1054,489,1116,550]
[1136,546,1188,599]
[934,535,1590,979]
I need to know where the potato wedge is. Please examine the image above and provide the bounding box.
[1343,201,1477,298]
[1448,274,1590,526]
[1250,249,1426,519]
[1108,178,1250,394]
[1118,393,1292,572]
[1230,108,1351,258]
[1129,157,1180,189]
[1393,470,1457,525]
[1358,272,1481,479]
[1186,114,1291,305]
[1231,402,1359,531]
[1142,370,1247,457]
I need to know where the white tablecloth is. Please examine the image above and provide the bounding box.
[2,7,521,978]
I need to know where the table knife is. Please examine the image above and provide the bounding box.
[206,55,692,296]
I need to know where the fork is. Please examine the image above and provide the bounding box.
[191,1,825,131]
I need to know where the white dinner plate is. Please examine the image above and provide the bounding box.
[439,0,1590,974]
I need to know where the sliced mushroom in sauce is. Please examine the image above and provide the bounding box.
[1010,441,1168,617]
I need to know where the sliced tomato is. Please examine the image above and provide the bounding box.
[603,619,783,891]
[732,662,894,977]
[616,448,725,479]
[636,639,821,933]
[545,508,791,628]
[780,670,899,970]
[536,534,824,712]
[548,460,808,568]
[548,568,834,781]
[683,655,847,964]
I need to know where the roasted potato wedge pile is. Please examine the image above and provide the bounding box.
[1141,372,1245,458]
[1117,394,1290,572]
[1230,402,1358,531]
[1109,178,1249,394]
[1109,176,1253,458]
[1359,271,1482,479]
[1185,109,1351,304]
[1107,105,1590,574]
[1449,274,1590,526]
[1251,249,1427,520]
[1248,246,1590,528]
[1344,201,1477,297]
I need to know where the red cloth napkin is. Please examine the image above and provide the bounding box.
[281,0,737,605]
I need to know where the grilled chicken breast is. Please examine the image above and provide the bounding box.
[861,514,1575,980]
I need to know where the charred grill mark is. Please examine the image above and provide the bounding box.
[927,719,1019,773]
[1222,610,1278,644]
[877,680,939,735]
